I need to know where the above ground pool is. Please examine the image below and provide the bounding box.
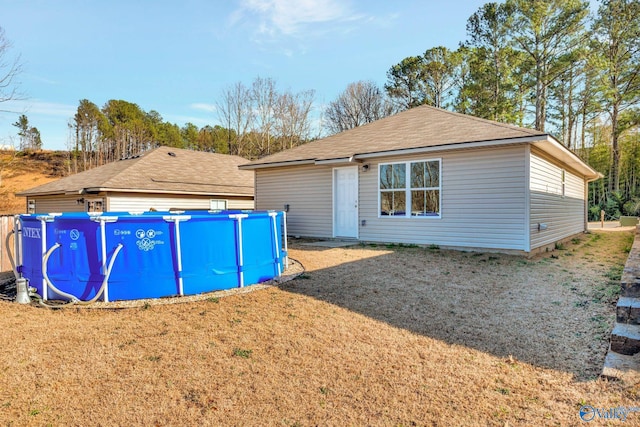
[14,210,287,302]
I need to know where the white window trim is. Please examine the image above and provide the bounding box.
[377,158,442,219]
[85,198,104,213]
[210,199,228,210]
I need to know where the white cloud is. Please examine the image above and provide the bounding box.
[189,103,218,113]
[0,99,76,117]
[235,0,365,37]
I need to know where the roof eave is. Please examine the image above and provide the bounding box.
[238,159,316,170]
[15,189,84,197]
[532,136,601,180]
[240,134,600,180]
[314,156,359,165]
[353,135,547,160]
[85,187,254,197]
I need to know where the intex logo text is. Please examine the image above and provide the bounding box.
[22,227,41,239]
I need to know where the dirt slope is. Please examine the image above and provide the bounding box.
[0,150,67,214]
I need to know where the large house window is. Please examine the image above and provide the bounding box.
[379,159,441,218]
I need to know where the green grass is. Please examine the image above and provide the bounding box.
[232,348,253,359]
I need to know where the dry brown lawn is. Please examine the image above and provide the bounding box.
[0,230,639,426]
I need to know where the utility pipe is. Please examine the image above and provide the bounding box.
[269,212,282,277]
[283,211,289,269]
[37,216,57,301]
[229,213,248,287]
[91,216,118,302]
[163,215,191,296]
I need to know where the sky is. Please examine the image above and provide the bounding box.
[0,0,495,150]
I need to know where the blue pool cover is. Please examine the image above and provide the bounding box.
[17,210,286,302]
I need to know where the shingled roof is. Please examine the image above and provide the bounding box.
[17,146,254,197]
[240,105,598,179]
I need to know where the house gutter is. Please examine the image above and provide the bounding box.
[534,136,600,180]
[82,187,254,197]
[584,173,604,232]
[352,135,546,160]
[238,159,316,170]
[18,188,253,198]
[314,156,358,165]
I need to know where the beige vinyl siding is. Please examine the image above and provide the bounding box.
[31,196,84,214]
[529,149,585,250]
[360,145,528,251]
[228,199,255,210]
[255,165,333,238]
[108,194,254,212]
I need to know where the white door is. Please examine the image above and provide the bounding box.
[334,166,359,238]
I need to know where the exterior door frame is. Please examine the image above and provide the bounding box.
[333,166,359,238]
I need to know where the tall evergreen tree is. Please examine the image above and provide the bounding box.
[461,2,526,123]
[591,0,640,192]
[385,56,427,110]
[506,0,590,131]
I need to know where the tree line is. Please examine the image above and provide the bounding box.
[66,78,317,173]
[68,99,231,173]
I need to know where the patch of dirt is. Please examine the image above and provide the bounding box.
[0,230,637,425]
[0,150,68,214]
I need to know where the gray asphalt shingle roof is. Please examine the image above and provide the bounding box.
[17,146,254,197]
[243,105,546,167]
[240,105,599,180]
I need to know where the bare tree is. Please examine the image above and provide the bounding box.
[0,26,22,111]
[324,80,395,135]
[217,82,254,156]
[251,77,278,156]
[275,89,315,150]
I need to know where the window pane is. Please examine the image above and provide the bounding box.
[425,161,439,187]
[411,162,425,188]
[381,191,406,216]
[392,191,406,215]
[392,164,406,189]
[411,190,425,215]
[380,164,391,189]
[411,190,439,216]
[380,191,393,215]
[426,190,439,214]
